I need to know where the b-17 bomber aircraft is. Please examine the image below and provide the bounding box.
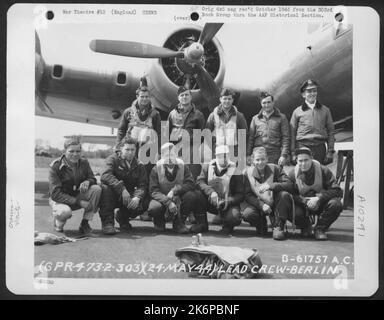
[35,21,352,145]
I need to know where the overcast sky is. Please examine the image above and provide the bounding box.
[36,21,312,148]
[36,116,114,149]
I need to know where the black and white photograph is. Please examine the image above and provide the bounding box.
[6,4,380,296]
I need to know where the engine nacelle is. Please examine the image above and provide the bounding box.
[147,25,225,112]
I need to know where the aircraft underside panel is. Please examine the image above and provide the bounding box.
[35,94,121,128]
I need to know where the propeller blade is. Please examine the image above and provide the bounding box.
[35,31,41,55]
[35,90,53,114]
[195,64,220,106]
[198,23,224,46]
[89,39,184,59]
[184,74,191,89]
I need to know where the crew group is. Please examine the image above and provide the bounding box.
[48,79,343,241]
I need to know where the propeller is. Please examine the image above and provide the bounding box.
[186,24,223,104]
[35,89,53,114]
[90,40,184,59]
[89,23,223,107]
[35,31,42,56]
[195,64,219,107]
[184,74,191,90]
[198,23,224,46]
[35,31,53,114]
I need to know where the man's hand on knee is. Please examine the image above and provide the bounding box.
[127,197,140,210]
[218,199,228,211]
[168,202,178,215]
[262,204,272,215]
[307,197,320,211]
[209,192,219,208]
[79,180,90,193]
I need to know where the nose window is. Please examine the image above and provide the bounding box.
[117,72,127,85]
[52,64,63,78]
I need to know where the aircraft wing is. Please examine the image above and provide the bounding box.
[35,21,353,141]
[35,24,226,127]
[36,61,141,127]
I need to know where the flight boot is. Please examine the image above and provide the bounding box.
[220,225,233,236]
[314,228,328,240]
[273,226,286,241]
[139,211,152,221]
[190,213,209,233]
[153,215,166,232]
[211,214,223,225]
[255,216,268,237]
[115,208,132,233]
[119,222,133,233]
[172,216,190,234]
[53,217,65,233]
[100,212,116,235]
[79,219,97,237]
[301,223,313,238]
